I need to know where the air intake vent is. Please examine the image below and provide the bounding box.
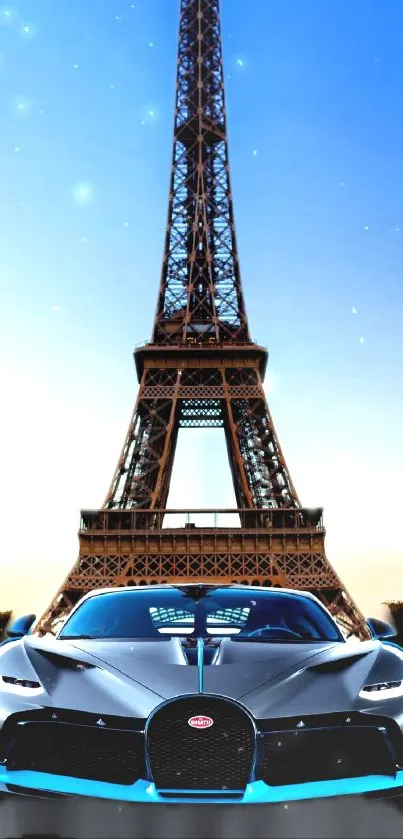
[7,721,145,785]
[257,725,395,786]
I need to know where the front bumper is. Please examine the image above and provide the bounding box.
[1,766,403,805]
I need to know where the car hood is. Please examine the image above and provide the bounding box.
[68,637,340,703]
[1,634,402,720]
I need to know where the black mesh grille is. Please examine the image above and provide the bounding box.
[6,722,145,785]
[257,726,395,786]
[146,697,255,791]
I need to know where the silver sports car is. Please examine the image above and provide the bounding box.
[1,584,403,805]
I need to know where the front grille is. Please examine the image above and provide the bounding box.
[257,726,395,786]
[146,696,255,791]
[6,722,145,785]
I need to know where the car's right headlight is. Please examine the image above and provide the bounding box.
[359,680,403,701]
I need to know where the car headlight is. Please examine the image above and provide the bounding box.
[1,675,41,691]
[359,680,403,701]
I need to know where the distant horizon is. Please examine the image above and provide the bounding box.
[1,0,402,621]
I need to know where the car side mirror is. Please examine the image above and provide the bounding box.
[366,617,397,642]
[6,614,36,640]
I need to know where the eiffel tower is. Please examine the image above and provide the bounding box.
[38,0,368,639]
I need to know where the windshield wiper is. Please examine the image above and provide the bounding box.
[61,634,169,641]
[231,637,329,643]
[60,634,100,640]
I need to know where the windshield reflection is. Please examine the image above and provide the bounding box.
[59,587,342,644]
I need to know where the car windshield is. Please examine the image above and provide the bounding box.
[59,587,342,643]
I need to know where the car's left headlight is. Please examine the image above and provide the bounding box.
[1,675,42,692]
[359,680,403,701]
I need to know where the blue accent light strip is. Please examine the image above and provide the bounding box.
[197,637,204,693]
[1,766,403,804]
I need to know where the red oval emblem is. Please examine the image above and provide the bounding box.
[188,715,214,729]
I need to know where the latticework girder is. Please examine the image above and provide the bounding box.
[38,509,367,639]
[154,0,249,344]
[104,357,299,511]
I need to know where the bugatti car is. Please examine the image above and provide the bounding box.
[1,584,403,805]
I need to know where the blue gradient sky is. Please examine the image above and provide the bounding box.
[0,0,402,620]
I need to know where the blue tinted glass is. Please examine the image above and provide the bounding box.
[59,588,341,641]
[59,589,194,640]
[205,590,340,641]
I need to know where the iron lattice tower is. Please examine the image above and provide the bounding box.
[38,0,368,639]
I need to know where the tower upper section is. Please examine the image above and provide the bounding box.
[152,0,250,346]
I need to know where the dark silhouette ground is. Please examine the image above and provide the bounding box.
[1,793,403,839]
